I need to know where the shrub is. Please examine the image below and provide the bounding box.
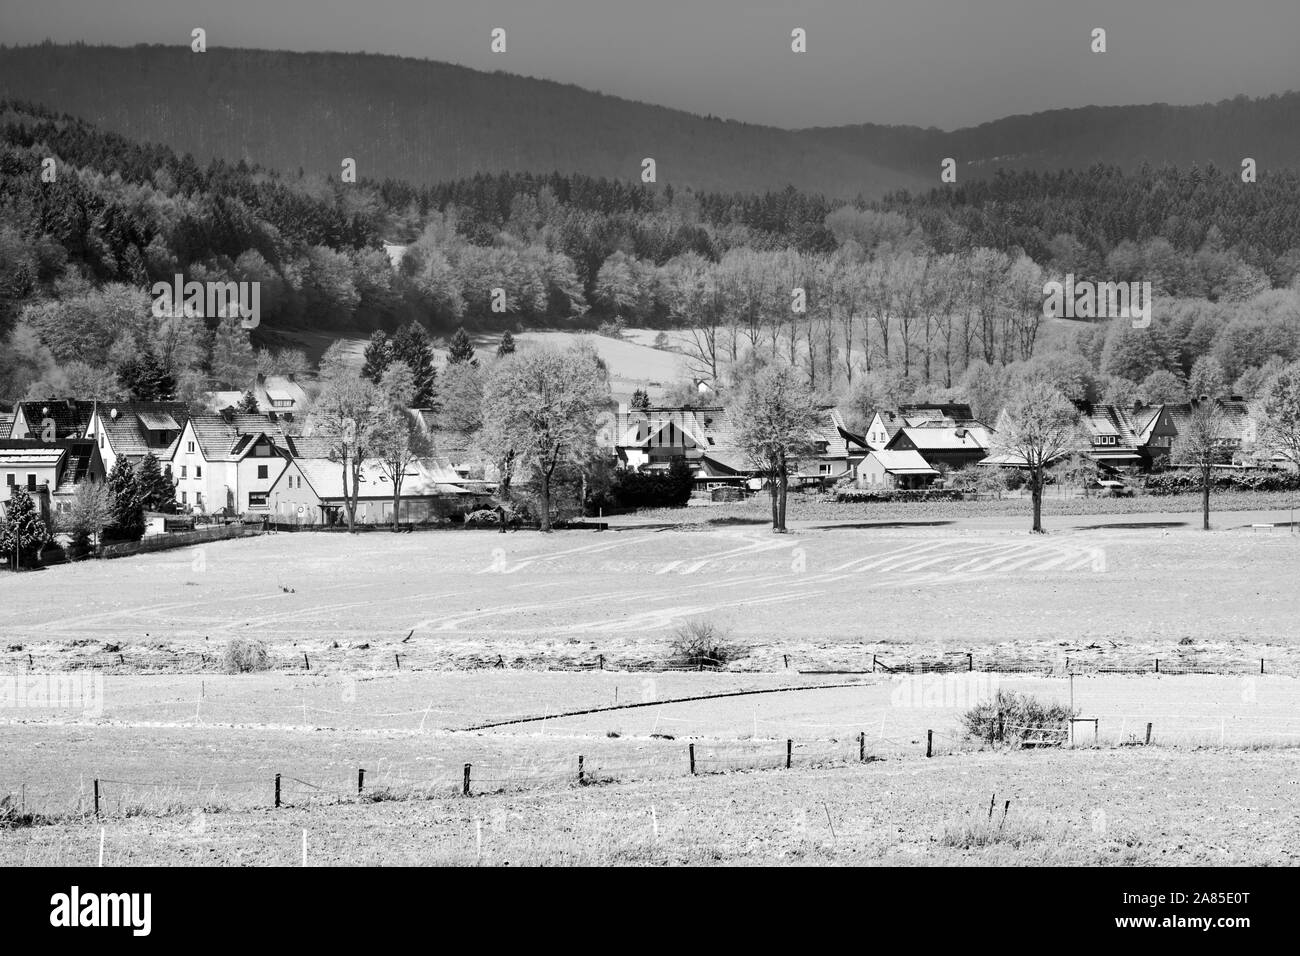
[221,638,270,674]
[834,488,963,504]
[465,509,500,527]
[593,458,694,511]
[669,619,743,669]
[961,690,1076,746]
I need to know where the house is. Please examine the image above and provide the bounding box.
[855,449,939,490]
[0,439,105,520]
[611,405,751,488]
[208,374,310,420]
[0,410,13,440]
[266,456,484,526]
[794,408,857,487]
[886,422,993,473]
[1073,403,1145,473]
[1164,397,1258,463]
[1131,402,1179,468]
[8,399,98,442]
[860,410,904,450]
[86,402,192,474]
[172,412,292,514]
[899,403,978,425]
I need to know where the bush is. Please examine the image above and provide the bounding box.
[961,690,1076,746]
[669,619,743,669]
[465,509,500,527]
[591,458,694,511]
[834,488,963,504]
[221,638,270,674]
[1144,468,1300,496]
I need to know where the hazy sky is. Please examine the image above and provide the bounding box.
[4,0,1298,129]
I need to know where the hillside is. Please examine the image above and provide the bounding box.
[0,43,926,200]
[2,44,1297,204]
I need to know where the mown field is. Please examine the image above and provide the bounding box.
[6,748,1296,866]
[3,519,1300,673]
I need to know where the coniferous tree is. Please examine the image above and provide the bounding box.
[447,327,478,367]
[0,486,51,569]
[104,456,146,541]
[361,330,393,383]
[391,321,438,409]
[496,331,516,359]
[236,390,260,413]
[136,453,179,514]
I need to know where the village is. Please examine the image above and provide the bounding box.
[0,357,1292,564]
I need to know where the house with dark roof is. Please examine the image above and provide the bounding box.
[610,405,751,487]
[208,374,310,421]
[9,400,99,442]
[86,402,192,474]
[794,408,857,488]
[1164,398,1258,463]
[886,422,994,473]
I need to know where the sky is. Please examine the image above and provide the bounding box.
[3,0,1298,130]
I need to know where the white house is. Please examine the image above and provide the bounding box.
[86,402,191,474]
[172,413,292,514]
[266,456,481,526]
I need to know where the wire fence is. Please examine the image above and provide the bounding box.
[3,645,1297,677]
[6,713,1298,825]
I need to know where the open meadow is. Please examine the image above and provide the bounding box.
[4,513,1300,864]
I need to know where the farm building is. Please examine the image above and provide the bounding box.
[266,456,486,526]
[854,449,939,490]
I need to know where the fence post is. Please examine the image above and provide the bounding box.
[786,739,792,769]
[1145,722,1153,746]
[93,779,100,818]
[968,653,973,672]
[463,764,472,796]
[688,743,696,775]
[598,654,604,670]
[27,653,33,671]
[357,769,365,796]
[577,755,584,785]
[274,773,281,808]
[859,731,865,763]
[395,653,401,670]
[1261,658,1265,675]
[872,654,878,672]
[926,730,933,758]
[302,651,309,670]
[783,654,789,668]
[1154,658,1159,673]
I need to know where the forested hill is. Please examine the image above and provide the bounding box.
[2,44,1297,202]
[0,43,926,200]
[802,94,1300,177]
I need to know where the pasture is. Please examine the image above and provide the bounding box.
[4,518,1300,865]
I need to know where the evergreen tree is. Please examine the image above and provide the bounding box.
[447,326,478,366]
[104,457,146,542]
[391,321,438,409]
[118,348,177,401]
[630,387,651,410]
[361,330,393,383]
[136,453,179,514]
[236,390,260,413]
[496,331,516,359]
[0,486,51,569]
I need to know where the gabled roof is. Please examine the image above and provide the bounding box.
[899,403,975,423]
[0,412,13,440]
[1165,399,1254,443]
[287,457,474,500]
[1073,403,1140,448]
[96,402,192,458]
[865,449,939,475]
[187,413,291,462]
[893,425,992,452]
[13,400,98,440]
[0,441,67,467]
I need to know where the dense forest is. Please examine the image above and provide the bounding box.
[2,97,1300,424]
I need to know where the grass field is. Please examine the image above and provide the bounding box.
[4,519,1300,672]
[5,513,1300,865]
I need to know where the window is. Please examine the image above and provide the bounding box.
[187,441,195,453]
[248,492,268,507]
[26,474,36,491]
[4,474,12,487]
[271,398,293,408]
[257,465,269,480]
[181,491,187,505]
[196,492,203,508]
[181,466,187,478]
[196,466,202,478]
